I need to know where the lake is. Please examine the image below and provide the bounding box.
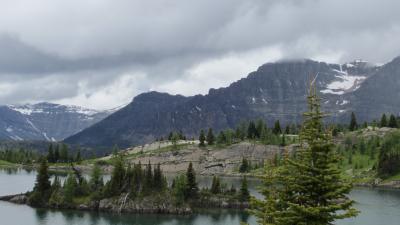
[1,168,399,225]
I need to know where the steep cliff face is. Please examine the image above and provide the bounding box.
[0,103,111,141]
[66,58,396,149]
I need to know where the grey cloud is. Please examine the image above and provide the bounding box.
[0,0,400,108]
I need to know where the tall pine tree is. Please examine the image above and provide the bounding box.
[380,113,388,127]
[185,162,198,200]
[349,112,358,131]
[199,130,206,147]
[250,84,358,225]
[29,157,51,206]
[272,120,282,135]
[388,114,398,128]
[206,128,215,145]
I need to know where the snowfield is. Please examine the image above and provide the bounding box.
[321,70,366,95]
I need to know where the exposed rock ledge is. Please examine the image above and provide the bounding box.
[0,193,248,215]
[0,194,28,204]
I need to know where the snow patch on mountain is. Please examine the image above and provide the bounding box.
[321,70,366,95]
[63,105,100,116]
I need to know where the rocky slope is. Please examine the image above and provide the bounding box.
[0,102,112,141]
[66,56,396,149]
[97,141,293,176]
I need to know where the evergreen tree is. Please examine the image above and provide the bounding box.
[247,121,257,139]
[236,122,248,140]
[54,145,60,163]
[358,138,366,154]
[51,175,62,192]
[349,112,358,131]
[255,119,266,138]
[75,149,82,162]
[153,163,164,191]
[63,173,78,204]
[168,132,173,141]
[185,162,198,200]
[171,132,180,150]
[217,131,227,144]
[199,130,206,147]
[388,114,398,128]
[206,128,215,145]
[240,176,250,202]
[250,85,358,225]
[380,114,388,127]
[173,174,187,206]
[272,120,282,135]
[108,155,126,196]
[132,162,143,196]
[89,164,104,193]
[60,144,69,162]
[210,176,221,194]
[280,134,286,146]
[47,144,55,163]
[142,161,153,194]
[29,157,52,206]
[239,158,249,173]
[284,125,290,134]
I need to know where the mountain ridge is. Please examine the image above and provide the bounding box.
[65,56,395,150]
[0,102,113,141]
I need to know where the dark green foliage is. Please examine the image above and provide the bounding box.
[142,161,153,195]
[54,145,60,162]
[0,148,38,164]
[168,132,173,141]
[284,125,290,134]
[29,157,52,206]
[60,144,69,163]
[272,120,282,135]
[89,164,104,196]
[185,162,198,200]
[388,114,398,128]
[153,163,166,192]
[358,138,366,154]
[377,131,400,177]
[27,155,244,210]
[63,173,78,204]
[170,132,180,150]
[106,155,126,196]
[131,162,143,196]
[75,149,82,162]
[255,119,266,138]
[210,176,221,194]
[47,144,55,163]
[280,134,286,146]
[380,114,388,127]
[217,131,227,144]
[172,174,187,206]
[199,130,206,147]
[49,176,63,207]
[250,86,358,225]
[239,158,250,173]
[206,128,215,145]
[349,112,358,131]
[247,121,258,139]
[239,176,250,202]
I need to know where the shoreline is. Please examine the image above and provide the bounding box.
[0,193,249,215]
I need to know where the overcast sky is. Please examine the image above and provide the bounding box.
[1,0,400,109]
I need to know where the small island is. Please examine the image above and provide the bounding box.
[3,154,250,215]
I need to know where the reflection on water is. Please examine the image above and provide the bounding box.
[1,169,400,225]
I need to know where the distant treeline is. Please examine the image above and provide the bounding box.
[163,119,300,148]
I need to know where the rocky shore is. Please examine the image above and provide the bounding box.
[0,193,249,215]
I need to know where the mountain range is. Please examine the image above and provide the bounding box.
[2,56,400,151]
[64,56,400,149]
[0,103,112,141]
